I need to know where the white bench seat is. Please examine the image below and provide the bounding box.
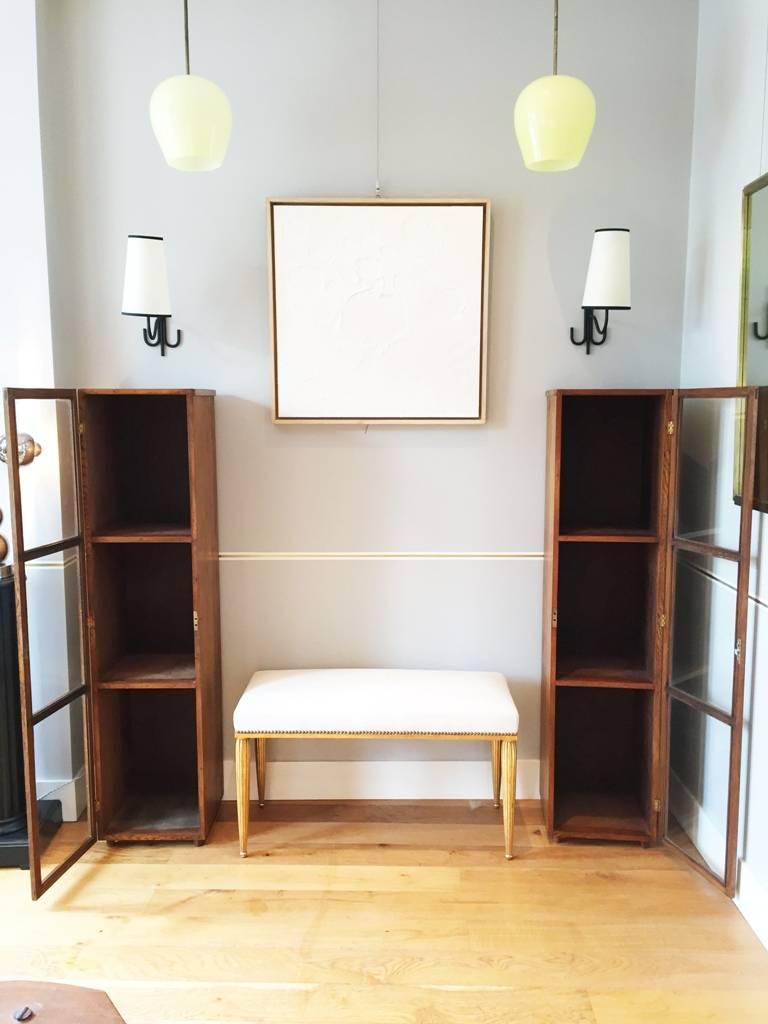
[233,668,519,859]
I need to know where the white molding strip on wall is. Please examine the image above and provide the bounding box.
[222,758,540,802]
[219,551,545,561]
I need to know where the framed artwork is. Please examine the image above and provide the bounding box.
[267,198,490,424]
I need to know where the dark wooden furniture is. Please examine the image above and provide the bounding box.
[541,388,757,896]
[0,982,127,1024]
[3,388,222,899]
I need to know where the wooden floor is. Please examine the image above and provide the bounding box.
[2,800,768,1024]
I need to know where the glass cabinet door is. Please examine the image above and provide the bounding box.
[3,388,95,899]
[664,388,758,895]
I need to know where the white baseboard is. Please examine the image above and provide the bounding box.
[736,861,768,952]
[669,769,726,879]
[36,771,86,822]
[222,758,540,801]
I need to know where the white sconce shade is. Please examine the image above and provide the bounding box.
[514,74,596,172]
[121,236,172,316]
[582,229,631,309]
[150,74,232,172]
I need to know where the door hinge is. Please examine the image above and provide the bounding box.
[666,420,675,435]
[87,615,95,632]
[79,422,85,436]
[653,798,661,813]
[552,609,558,628]
[735,637,743,664]
[193,610,199,632]
[658,612,667,630]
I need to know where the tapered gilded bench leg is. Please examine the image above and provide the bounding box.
[256,737,267,807]
[236,735,251,858]
[502,737,517,860]
[491,740,501,809]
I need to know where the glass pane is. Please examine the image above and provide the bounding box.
[33,694,92,886]
[667,697,730,883]
[12,398,78,552]
[25,545,86,714]
[670,549,737,715]
[676,396,744,551]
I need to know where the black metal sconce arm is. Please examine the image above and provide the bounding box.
[570,308,610,356]
[752,311,768,340]
[143,316,182,357]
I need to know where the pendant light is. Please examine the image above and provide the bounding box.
[514,0,595,172]
[150,0,232,172]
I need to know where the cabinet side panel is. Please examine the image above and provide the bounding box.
[540,393,560,834]
[189,395,223,837]
[654,391,677,840]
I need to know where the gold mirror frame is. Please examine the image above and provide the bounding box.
[735,173,768,511]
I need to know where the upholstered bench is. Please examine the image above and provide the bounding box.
[233,668,519,859]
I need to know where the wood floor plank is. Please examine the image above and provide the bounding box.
[1,800,766,1024]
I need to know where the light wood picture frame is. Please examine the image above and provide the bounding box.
[267,198,490,424]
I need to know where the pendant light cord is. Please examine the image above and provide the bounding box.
[184,0,191,74]
[552,0,559,75]
[375,0,382,197]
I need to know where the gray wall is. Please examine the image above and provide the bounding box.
[680,0,768,949]
[35,0,697,769]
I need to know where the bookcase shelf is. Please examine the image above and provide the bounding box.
[98,653,197,688]
[91,523,192,544]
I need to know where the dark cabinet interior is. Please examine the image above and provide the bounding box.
[554,686,653,840]
[80,394,191,536]
[97,689,200,839]
[90,544,195,684]
[556,543,657,683]
[559,394,664,536]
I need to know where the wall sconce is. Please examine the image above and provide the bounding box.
[121,235,182,357]
[570,228,631,355]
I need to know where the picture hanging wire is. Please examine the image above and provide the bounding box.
[375,0,382,198]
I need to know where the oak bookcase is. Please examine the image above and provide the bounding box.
[80,390,222,843]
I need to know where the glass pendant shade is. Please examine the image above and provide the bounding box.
[582,229,631,309]
[150,74,232,172]
[514,74,596,172]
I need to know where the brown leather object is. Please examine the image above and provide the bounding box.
[0,983,126,1024]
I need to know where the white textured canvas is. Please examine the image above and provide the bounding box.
[270,201,487,421]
